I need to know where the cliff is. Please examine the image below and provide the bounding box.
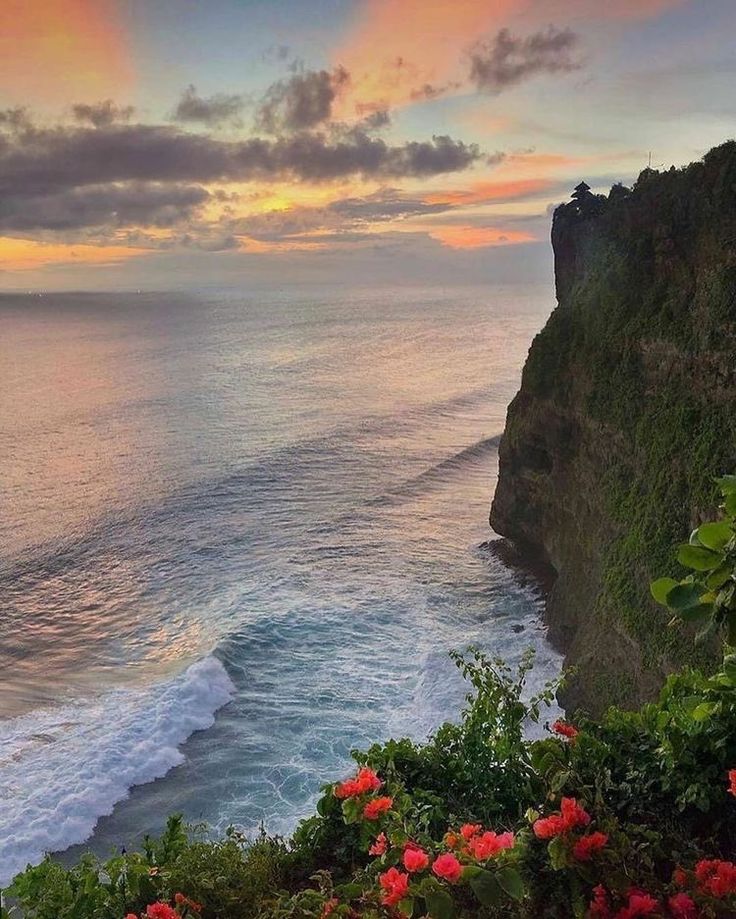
[491,140,736,714]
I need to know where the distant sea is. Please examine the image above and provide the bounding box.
[0,284,562,885]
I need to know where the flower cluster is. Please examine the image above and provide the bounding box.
[334,766,382,799]
[379,866,409,907]
[695,858,736,898]
[533,796,591,838]
[587,886,660,919]
[446,822,515,861]
[552,718,580,740]
[124,897,200,919]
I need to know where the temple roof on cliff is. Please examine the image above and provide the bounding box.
[572,181,591,198]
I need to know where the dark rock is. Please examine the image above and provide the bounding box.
[491,141,736,715]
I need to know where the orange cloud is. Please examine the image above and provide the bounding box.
[425,177,553,206]
[0,237,148,271]
[427,226,536,249]
[333,0,514,114]
[333,0,685,114]
[0,0,133,107]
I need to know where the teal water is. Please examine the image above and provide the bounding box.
[0,284,562,883]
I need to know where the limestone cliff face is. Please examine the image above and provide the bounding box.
[491,141,736,714]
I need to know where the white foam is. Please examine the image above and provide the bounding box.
[0,655,234,886]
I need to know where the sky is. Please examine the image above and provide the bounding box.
[1,0,735,290]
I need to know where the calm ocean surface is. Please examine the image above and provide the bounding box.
[0,284,562,884]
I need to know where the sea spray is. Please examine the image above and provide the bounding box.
[0,656,234,885]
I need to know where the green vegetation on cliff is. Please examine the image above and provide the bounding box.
[491,140,736,712]
[6,480,736,918]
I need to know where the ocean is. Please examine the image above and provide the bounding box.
[0,283,562,885]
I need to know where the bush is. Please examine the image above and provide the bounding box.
[6,477,736,918]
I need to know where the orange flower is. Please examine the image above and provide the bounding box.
[460,823,481,840]
[335,766,382,799]
[363,796,393,820]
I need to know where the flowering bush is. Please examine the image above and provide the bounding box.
[6,478,736,919]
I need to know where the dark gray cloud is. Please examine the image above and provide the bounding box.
[256,67,349,133]
[328,187,450,221]
[173,85,246,126]
[0,120,480,198]
[0,181,209,232]
[469,27,581,94]
[72,100,135,128]
[410,81,461,102]
[0,109,480,235]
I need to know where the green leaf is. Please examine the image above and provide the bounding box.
[468,869,502,908]
[723,654,736,684]
[496,866,525,901]
[677,543,723,571]
[692,702,718,721]
[666,583,706,611]
[706,564,732,590]
[726,492,736,516]
[651,577,679,605]
[697,521,733,551]
[424,888,455,919]
[398,896,414,917]
[547,836,569,871]
[718,475,736,496]
[679,603,714,624]
[340,798,362,824]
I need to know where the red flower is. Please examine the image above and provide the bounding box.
[173,893,202,913]
[432,853,463,884]
[467,830,515,860]
[363,796,393,820]
[695,859,736,898]
[672,867,689,888]
[728,769,736,797]
[533,814,568,839]
[403,845,430,873]
[589,885,611,919]
[369,832,387,856]
[460,823,481,840]
[379,867,410,907]
[145,905,178,919]
[668,893,697,919]
[125,915,138,919]
[573,831,608,861]
[534,797,591,839]
[614,891,659,918]
[355,767,381,793]
[321,898,339,918]
[334,766,382,799]
[552,719,579,740]
[560,797,591,830]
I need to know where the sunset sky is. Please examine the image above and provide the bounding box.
[1,0,735,289]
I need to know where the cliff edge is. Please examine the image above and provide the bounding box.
[491,141,736,714]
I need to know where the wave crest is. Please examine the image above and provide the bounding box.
[0,655,234,886]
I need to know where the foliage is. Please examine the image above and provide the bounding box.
[651,476,736,645]
[7,476,736,917]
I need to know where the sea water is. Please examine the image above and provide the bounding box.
[0,284,562,884]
